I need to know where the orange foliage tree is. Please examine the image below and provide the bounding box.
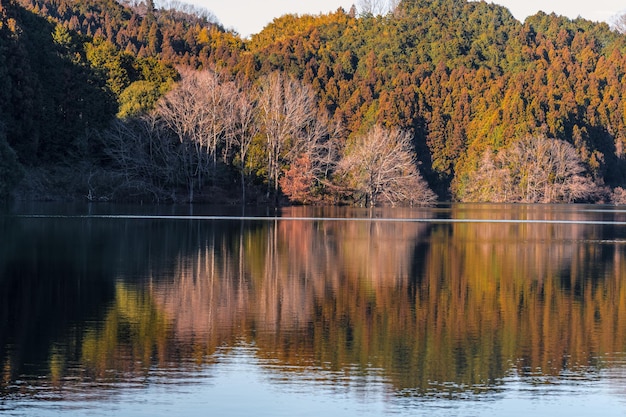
[279,154,315,204]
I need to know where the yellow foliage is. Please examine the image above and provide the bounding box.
[196,27,210,45]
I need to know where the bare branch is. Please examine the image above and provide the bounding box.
[460,136,600,203]
[336,125,437,206]
[155,69,237,201]
[258,72,323,199]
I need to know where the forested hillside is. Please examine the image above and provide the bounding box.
[3,0,626,205]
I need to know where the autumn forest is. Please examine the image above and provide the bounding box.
[3,0,626,205]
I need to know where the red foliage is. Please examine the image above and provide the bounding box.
[280,154,314,204]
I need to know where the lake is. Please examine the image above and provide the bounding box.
[2,202,626,416]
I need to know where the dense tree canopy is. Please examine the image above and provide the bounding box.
[4,0,626,204]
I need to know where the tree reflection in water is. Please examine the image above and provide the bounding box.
[2,204,626,400]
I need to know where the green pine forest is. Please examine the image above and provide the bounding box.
[3,0,626,205]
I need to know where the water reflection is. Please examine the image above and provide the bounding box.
[2,204,626,414]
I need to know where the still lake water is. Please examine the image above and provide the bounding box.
[3,203,626,416]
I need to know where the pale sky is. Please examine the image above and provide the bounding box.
[188,0,626,38]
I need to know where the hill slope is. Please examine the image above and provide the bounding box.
[3,0,626,203]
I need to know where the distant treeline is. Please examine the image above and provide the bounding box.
[2,0,626,204]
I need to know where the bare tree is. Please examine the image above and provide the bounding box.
[460,136,600,203]
[357,0,397,16]
[156,69,234,201]
[611,12,626,34]
[504,136,599,203]
[310,116,343,186]
[103,113,179,201]
[278,112,344,204]
[223,83,260,204]
[611,187,626,205]
[335,125,437,206]
[257,72,324,201]
[459,148,512,203]
[204,71,235,171]
[158,0,219,25]
[156,71,203,201]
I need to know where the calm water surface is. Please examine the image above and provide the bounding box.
[2,203,626,416]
